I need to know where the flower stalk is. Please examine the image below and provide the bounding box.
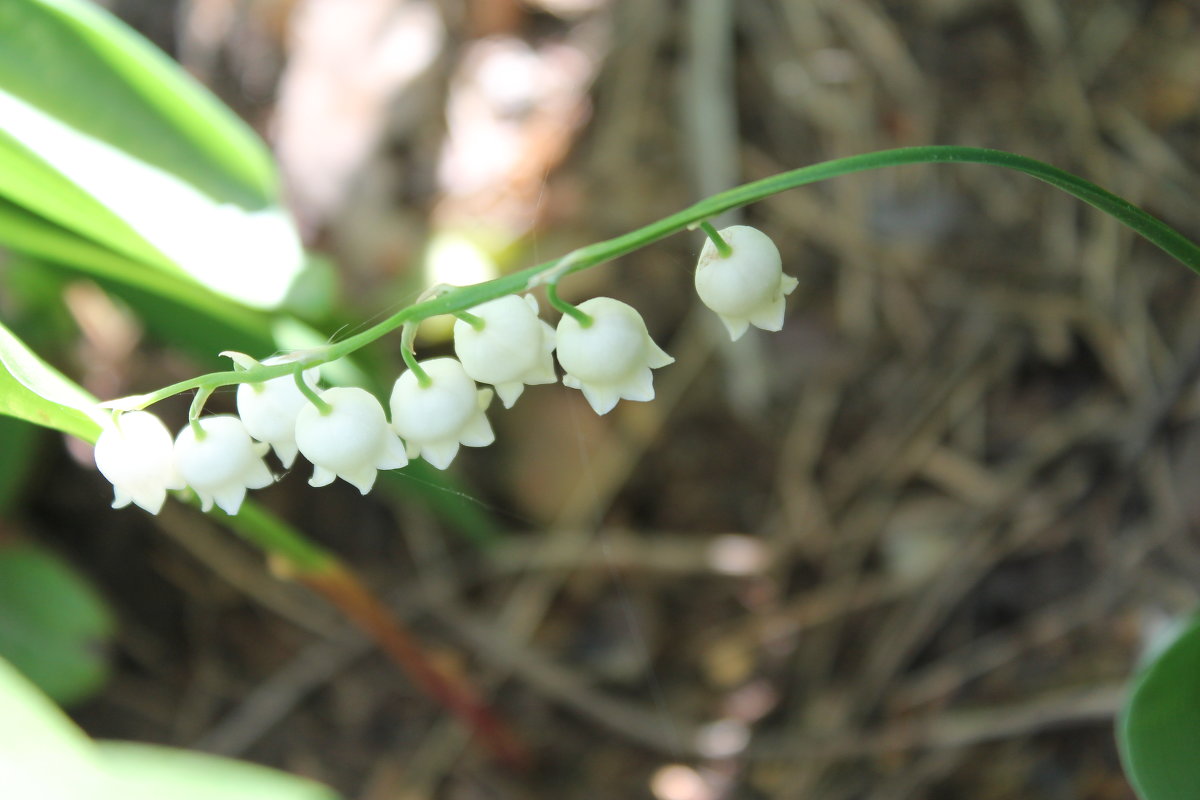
[699,220,732,258]
[294,367,332,415]
[546,282,593,328]
[188,386,214,439]
[106,146,1200,413]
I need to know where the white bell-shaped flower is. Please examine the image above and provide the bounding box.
[236,356,321,467]
[389,357,494,469]
[94,411,186,514]
[173,415,274,514]
[556,297,674,415]
[453,294,557,408]
[694,225,798,341]
[294,386,408,494]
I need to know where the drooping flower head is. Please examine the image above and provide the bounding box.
[694,225,798,341]
[94,411,186,514]
[453,294,556,408]
[555,297,674,415]
[173,415,274,514]
[235,355,321,467]
[389,357,494,470]
[294,386,408,494]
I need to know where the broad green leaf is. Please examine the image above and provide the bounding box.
[0,655,341,800]
[0,541,115,705]
[0,655,100,800]
[1118,614,1200,799]
[0,127,171,270]
[0,416,38,513]
[96,742,340,800]
[0,198,274,341]
[0,318,101,441]
[0,0,307,309]
[0,0,274,204]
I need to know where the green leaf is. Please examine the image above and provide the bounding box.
[0,0,274,204]
[0,416,39,513]
[0,0,307,309]
[0,655,100,798]
[1118,614,1200,799]
[0,655,341,799]
[96,743,340,800]
[0,127,170,270]
[0,318,102,441]
[0,541,115,705]
[0,198,275,341]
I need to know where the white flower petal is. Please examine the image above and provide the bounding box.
[310,465,337,488]
[717,314,750,341]
[274,441,300,469]
[195,490,215,512]
[94,410,184,514]
[747,296,787,332]
[458,411,495,447]
[390,358,494,468]
[342,467,378,495]
[420,440,461,470]
[213,486,249,515]
[494,381,525,409]
[379,435,410,471]
[237,357,321,465]
[294,387,399,494]
[619,367,656,403]
[695,225,796,337]
[580,383,621,415]
[174,415,275,515]
[555,297,672,415]
[453,294,556,406]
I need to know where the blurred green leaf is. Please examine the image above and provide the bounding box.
[0,541,115,705]
[0,0,307,310]
[0,0,274,205]
[0,655,342,799]
[0,198,274,341]
[0,127,169,270]
[0,416,39,513]
[97,742,340,800]
[0,654,98,798]
[1118,614,1200,799]
[0,318,101,441]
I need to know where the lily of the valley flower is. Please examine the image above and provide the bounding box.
[294,387,408,494]
[94,411,185,514]
[694,225,798,341]
[390,357,494,469]
[236,355,321,467]
[174,415,274,514]
[453,294,557,408]
[556,297,674,415]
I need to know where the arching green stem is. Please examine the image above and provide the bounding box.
[295,368,331,415]
[455,310,486,331]
[546,282,593,328]
[699,220,732,258]
[188,386,213,439]
[401,322,432,388]
[116,146,1200,410]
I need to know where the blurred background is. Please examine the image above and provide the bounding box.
[6,0,1200,797]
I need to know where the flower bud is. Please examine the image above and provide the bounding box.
[294,387,408,494]
[236,356,321,467]
[695,225,798,341]
[174,415,275,514]
[94,411,186,514]
[390,357,494,470]
[453,294,556,408]
[556,297,674,415]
